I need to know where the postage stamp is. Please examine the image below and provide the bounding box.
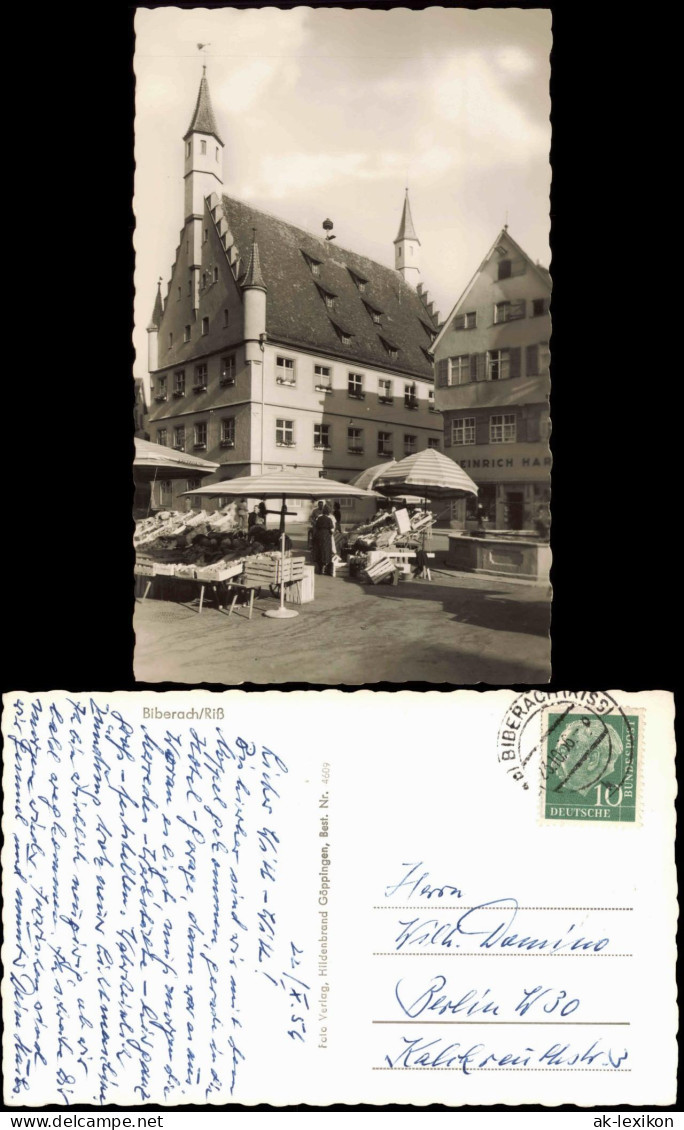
[542,712,639,823]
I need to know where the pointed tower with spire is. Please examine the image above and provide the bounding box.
[146,279,164,374]
[184,65,224,221]
[394,188,421,287]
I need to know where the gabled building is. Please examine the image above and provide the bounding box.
[432,227,551,532]
[145,68,442,513]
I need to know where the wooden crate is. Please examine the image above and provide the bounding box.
[286,565,315,604]
[196,560,245,582]
[363,556,395,584]
[243,555,305,586]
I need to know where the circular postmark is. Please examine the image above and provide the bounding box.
[496,691,637,807]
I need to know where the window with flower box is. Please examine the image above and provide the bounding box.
[377,431,393,456]
[276,419,295,447]
[314,423,331,450]
[173,425,185,451]
[220,417,235,448]
[314,364,332,391]
[276,356,296,386]
[154,376,167,402]
[193,363,208,392]
[157,427,167,446]
[404,383,419,409]
[378,378,393,404]
[348,372,364,399]
[194,422,207,449]
[220,355,236,386]
[347,427,364,454]
[173,370,186,398]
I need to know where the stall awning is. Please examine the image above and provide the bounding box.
[133,438,219,481]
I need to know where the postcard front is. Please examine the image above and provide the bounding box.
[2,690,676,1107]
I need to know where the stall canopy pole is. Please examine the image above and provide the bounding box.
[264,495,298,620]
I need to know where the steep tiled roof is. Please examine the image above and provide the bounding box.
[221,196,437,379]
[147,281,163,331]
[394,189,420,244]
[184,68,223,145]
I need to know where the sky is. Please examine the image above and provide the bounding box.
[133,7,551,384]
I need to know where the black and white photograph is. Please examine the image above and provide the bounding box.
[132,6,552,685]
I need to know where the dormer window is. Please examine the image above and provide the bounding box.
[302,251,322,277]
[332,323,353,347]
[317,285,337,310]
[365,303,383,326]
[200,140,207,155]
[349,270,367,293]
[380,337,400,362]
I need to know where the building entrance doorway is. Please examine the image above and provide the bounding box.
[505,490,524,530]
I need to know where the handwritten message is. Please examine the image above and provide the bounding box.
[4,695,310,1106]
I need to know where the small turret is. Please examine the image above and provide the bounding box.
[242,229,267,357]
[146,279,163,373]
[394,188,421,288]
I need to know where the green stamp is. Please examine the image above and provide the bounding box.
[544,712,638,822]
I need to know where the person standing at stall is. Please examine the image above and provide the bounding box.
[333,500,342,531]
[312,504,336,575]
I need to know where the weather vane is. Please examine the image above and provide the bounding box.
[197,42,211,68]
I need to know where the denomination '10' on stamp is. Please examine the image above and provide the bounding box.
[543,712,639,823]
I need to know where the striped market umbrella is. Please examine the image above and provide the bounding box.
[348,460,398,491]
[374,448,478,501]
[133,437,219,480]
[183,471,377,619]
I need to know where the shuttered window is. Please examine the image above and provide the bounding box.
[437,359,449,387]
[452,311,477,331]
[494,300,526,323]
[471,353,486,382]
[526,343,549,377]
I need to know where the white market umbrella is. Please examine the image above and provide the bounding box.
[183,471,377,619]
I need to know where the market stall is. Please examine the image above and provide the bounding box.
[372,449,479,583]
[133,438,219,518]
[184,471,377,619]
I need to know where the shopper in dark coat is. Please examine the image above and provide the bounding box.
[312,505,336,575]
